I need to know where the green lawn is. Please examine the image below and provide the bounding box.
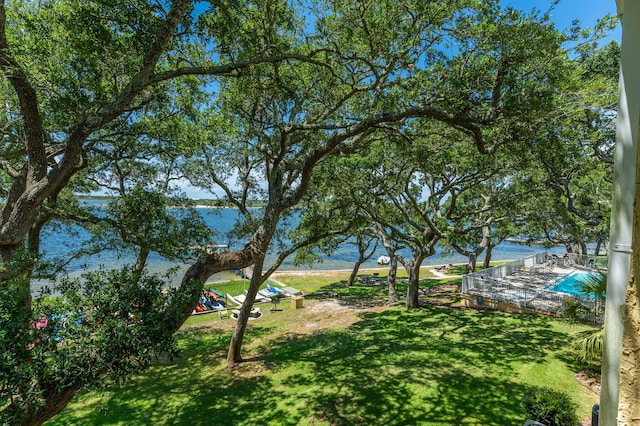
[46,272,598,425]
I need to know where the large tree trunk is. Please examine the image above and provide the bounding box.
[405,259,423,309]
[579,240,588,255]
[14,385,77,426]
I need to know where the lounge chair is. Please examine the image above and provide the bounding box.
[280,285,303,297]
[268,283,303,296]
[226,293,244,306]
[259,288,276,298]
[246,290,271,303]
[266,284,285,295]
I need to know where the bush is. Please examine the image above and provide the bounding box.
[522,386,579,426]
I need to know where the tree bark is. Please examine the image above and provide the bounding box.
[467,252,477,273]
[347,263,360,286]
[619,265,640,425]
[13,384,77,426]
[594,239,603,257]
[226,255,268,366]
[483,243,494,269]
[387,254,398,304]
[619,140,640,424]
[133,247,150,275]
[405,258,424,309]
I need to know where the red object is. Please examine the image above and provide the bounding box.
[34,316,48,329]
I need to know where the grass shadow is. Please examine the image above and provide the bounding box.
[49,301,595,425]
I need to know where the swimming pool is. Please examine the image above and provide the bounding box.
[549,271,595,298]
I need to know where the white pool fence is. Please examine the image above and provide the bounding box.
[461,252,606,321]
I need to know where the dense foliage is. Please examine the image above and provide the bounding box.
[523,386,580,426]
[1,267,188,425]
[0,0,618,423]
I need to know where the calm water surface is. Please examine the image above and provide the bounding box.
[37,202,563,289]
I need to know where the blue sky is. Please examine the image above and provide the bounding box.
[183,0,622,199]
[508,0,621,43]
[547,0,620,33]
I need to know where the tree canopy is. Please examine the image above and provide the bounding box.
[0,0,618,424]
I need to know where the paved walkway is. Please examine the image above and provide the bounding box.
[428,268,463,279]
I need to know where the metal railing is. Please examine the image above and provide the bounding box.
[462,253,547,293]
[461,252,606,320]
[564,253,608,269]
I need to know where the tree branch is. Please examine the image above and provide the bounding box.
[0,1,47,181]
[0,159,19,178]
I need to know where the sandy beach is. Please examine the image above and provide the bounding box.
[270,264,463,279]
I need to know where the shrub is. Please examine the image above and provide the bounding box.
[522,386,579,426]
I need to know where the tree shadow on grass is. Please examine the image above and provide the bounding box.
[312,278,456,306]
[48,321,283,425]
[308,279,391,308]
[252,307,567,425]
[49,306,580,426]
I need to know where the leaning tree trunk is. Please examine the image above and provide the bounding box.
[169,235,267,334]
[14,385,77,426]
[133,247,150,275]
[579,240,588,256]
[226,255,267,367]
[347,259,365,286]
[483,243,494,269]
[347,237,377,286]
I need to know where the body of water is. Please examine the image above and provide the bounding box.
[38,202,564,288]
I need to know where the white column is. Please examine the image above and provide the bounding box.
[600,2,640,424]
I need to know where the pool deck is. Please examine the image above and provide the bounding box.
[498,264,576,287]
[464,264,596,315]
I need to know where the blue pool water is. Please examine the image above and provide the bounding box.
[550,271,594,298]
